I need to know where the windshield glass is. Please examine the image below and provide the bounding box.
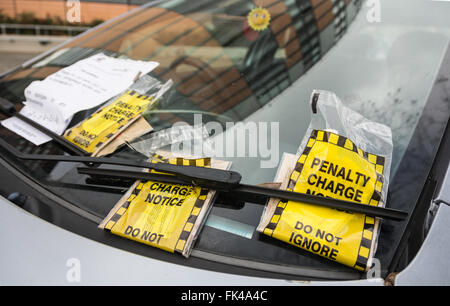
[1,0,450,279]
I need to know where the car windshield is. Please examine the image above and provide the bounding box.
[0,0,450,279]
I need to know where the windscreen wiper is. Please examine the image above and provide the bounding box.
[0,137,241,190]
[0,94,409,222]
[77,167,408,221]
[0,136,408,221]
[0,97,88,156]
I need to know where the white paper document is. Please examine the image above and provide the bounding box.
[1,105,72,146]
[2,53,159,145]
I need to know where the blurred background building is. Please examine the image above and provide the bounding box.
[0,0,148,72]
[0,0,145,24]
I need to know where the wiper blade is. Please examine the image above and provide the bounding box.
[0,137,242,190]
[0,97,88,156]
[77,167,408,221]
[0,121,409,221]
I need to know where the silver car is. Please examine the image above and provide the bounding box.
[0,0,449,286]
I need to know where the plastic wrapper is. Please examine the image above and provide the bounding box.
[257,90,393,271]
[129,121,212,159]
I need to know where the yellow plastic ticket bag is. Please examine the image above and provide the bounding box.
[64,90,156,155]
[257,90,393,271]
[99,154,231,257]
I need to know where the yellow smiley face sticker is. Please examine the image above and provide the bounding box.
[247,7,271,31]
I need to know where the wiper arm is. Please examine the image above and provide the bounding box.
[76,167,408,221]
[0,137,242,190]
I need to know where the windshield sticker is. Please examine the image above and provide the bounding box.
[64,90,156,155]
[247,7,271,32]
[99,155,231,256]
